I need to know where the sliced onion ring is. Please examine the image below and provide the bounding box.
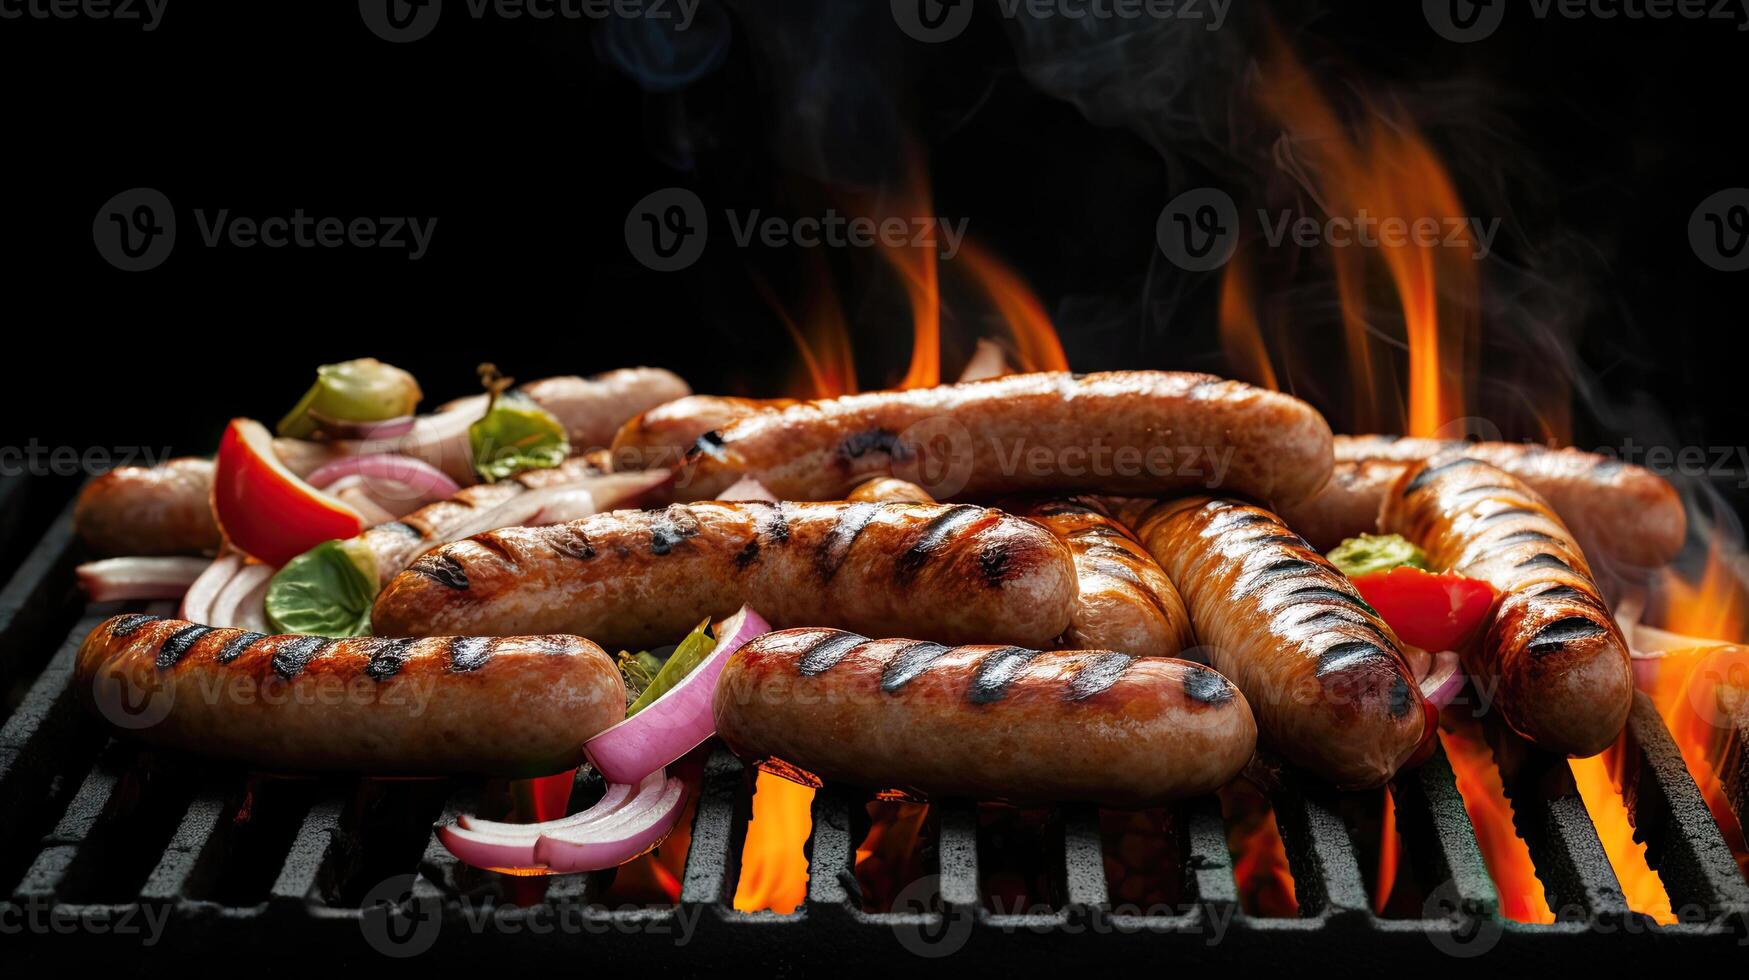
[437,770,672,873]
[442,470,673,545]
[209,562,273,632]
[181,552,244,623]
[534,773,687,873]
[77,557,211,603]
[306,453,461,502]
[1418,649,1464,709]
[584,606,769,785]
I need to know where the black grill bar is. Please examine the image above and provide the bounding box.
[3,476,1749,967]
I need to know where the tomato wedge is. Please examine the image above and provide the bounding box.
[1350,566,1498,653]
[212,418,365,567]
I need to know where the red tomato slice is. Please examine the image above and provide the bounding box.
[212,419,364,567]
[1350,566,1498,653]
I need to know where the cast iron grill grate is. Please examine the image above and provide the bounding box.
[3,475,1747,968]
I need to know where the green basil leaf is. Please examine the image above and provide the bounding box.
[264,538,379,637]
[468,394,570,483]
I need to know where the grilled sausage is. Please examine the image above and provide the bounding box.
[659,371,1335,506]
[1119,497,1429,789]
[1380,454,1634,757]
[75,458,224,556]
[371,501,1078,649]
[1011,498,1196,658]
[349,458,671,586]
[1322,435,1685,568]
[713,628,1257,806]
[847,477,934,504]
[76,614,623,776]
[1275,460,1406,553]
[610,395,794,473]
[71,368,691,557]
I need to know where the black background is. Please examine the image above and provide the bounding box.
[2,1,1744,519]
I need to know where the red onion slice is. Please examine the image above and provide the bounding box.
[77,557,211,603]
[533,774,687,873]
[718,477,777,502]
[181,553,244,623]
[306,453,461,501]
[209,563,274,632]
[1418,649,1464,709]
[437,770,671,873]
[584,606,769,785]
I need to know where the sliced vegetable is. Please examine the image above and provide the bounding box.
[1328,533,1428,578]
[626,618,714,717]
[1350,566,1497,654]
[209,563,273,632]
[305,453,461,503]
[469,394,569,483]
[77,557,211,603]
[213,418,366,567]
[718,477,777,502]
[617,650,664,705]
[1402,643,1465,709]
[534,772,686,873]
[264,538,379,637]
[439,771,653,872]
[276,358,423,440]
[182,552,245,623]
[585,606,770,784]
[439,471,673,545]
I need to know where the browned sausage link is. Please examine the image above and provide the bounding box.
[1335,434,1685,568]
[669,371,1335,506]
[1122,497,1428,789]
[1274,459,1407,553]
[355,455,618,584]
[1010,498,1196,658]
[712,628,1257,806]
[1380,454,1634,757]
[76,614,623,776]
[611,395,795,474]
[847,477,934,504]
[518,368,693,451]
[75,458,224,556]
[372,501,1078,650]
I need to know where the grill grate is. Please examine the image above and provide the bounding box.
[3,476,1748,968]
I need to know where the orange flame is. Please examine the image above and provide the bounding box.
[1569,749,1675,922]
[1439,715,1555,923]
[1249,36,1479,437]
[955,241,1069,374]
[1219,782,1297,917]
[855,800,932,911]
[1218,250,1279,391]
[757,268,858,398]
[733,771,814,913]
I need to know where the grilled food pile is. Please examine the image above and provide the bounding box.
[70,359,1682,869]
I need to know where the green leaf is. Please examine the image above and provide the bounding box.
[264,538,379,637]
[276,358,422,439]
[468,394,570,483]
[1327,533,1429,579]
[625,618,715,718]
